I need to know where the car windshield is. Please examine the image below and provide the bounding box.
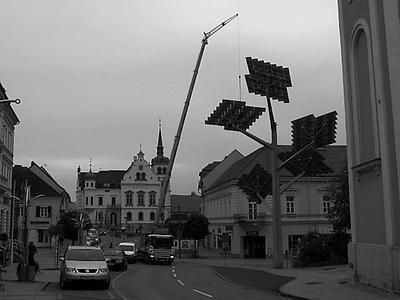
[120,245,134,251]
[104,250,122,256]
[65,249,104,261]
[147,237,174,248]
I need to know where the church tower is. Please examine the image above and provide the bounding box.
[151,121,169,182]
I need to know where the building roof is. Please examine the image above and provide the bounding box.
[170,194,201,213]
[13,165,61,198]
[205,145,347,192]
[77,170,126,189]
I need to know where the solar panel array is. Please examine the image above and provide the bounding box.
[205,99,265,131]
[245,57,292,103]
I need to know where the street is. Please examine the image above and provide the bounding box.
[44,261,288,300]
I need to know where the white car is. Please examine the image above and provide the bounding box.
[119,242,137,263]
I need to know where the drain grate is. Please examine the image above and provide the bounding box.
[305,281,322,285]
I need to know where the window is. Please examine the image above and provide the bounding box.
[137,191,144,206]
[18,205,24,217]
[98,196,103,206]
[141,172,146,181]
[90,182,94,187]
[36,206,52,218]
[126,212,132,221]
[86,197,88,206]
[126,192,133,206]
[286,196,295,214]
[249,202,257,220]
[157,167,161,174]
[322,195,331,214]
[90,197,93,206]
[163,167,167,174]
[111,197,116,206]
[135,172,141,181]
[149,192,156,206]
[150,212,155,221]
[138,212,143,221]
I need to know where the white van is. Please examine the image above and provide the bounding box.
[119,242,137,263]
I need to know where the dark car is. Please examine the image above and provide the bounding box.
[103,249,127,271]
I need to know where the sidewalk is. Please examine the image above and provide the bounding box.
[0,246,61,298]
[176,246,400,300]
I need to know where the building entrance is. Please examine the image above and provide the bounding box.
[243,236,265,258]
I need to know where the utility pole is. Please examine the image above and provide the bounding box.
[155,13,239,225]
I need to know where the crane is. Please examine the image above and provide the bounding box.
[154,13,239,225]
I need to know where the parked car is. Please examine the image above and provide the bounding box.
[59,246,110,289]
[103,249,127,271]
[118,242,137,263]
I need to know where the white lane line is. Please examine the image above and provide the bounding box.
[193,289,213,298]
[177,279,185,286]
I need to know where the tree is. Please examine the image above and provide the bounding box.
[57,211,92,243]
[326,163,350,234]
[183,213,209,258]
[326,162,350,261]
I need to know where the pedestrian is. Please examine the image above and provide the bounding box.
[28,242,40,273]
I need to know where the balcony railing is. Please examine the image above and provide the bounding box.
[107,204,121,209]
[233,213,269,223]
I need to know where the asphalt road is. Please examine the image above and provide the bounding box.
[44,261,289,300]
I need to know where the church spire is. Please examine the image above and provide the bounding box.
[157,118,164,157]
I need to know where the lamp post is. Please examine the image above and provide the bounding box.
[0,99,21,105]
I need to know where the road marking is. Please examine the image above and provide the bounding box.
[177,279,185,286]
[173,273,177,278]
[193,289,213,298]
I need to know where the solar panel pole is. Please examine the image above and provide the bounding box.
[266,96,283,269]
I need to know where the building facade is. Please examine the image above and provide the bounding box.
[200,145,347,258]
[12,162,71,247]
[0,82,19,237]
[76,128,171,233]
[338,0,400,291]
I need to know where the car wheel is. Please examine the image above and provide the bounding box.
[103,280,110,289]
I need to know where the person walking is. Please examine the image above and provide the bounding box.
[28,242,39,273]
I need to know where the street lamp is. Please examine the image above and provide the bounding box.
[0,99,21,104]
[71,213,90,246]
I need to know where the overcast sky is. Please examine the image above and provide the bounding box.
[0,0,344,200]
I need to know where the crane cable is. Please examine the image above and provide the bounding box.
[237,15,242,101]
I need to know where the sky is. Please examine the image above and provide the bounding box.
[0,0,345,201]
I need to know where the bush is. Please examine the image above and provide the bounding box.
[0,233,8,241]
[293,231,350,267]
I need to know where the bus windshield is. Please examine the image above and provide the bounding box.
[147,236,174,249]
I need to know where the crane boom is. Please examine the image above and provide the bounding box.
[204,13,239,40]
[154,13,239,225]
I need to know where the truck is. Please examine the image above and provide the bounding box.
[137,233,175,264]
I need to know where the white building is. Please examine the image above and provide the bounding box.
[338,0,400,291]
[76,128,171,232]
[200,145,346,258]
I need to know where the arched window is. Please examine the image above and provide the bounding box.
[126,212,132,221]
[136,172,141,180]
[138,212,143,221]
[150,212,155,221]
[162,167,167,174]
[141,172,146,180]
[352,27,378,163]
[157,167,162,174]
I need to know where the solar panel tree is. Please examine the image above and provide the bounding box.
[206,56,338,268]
